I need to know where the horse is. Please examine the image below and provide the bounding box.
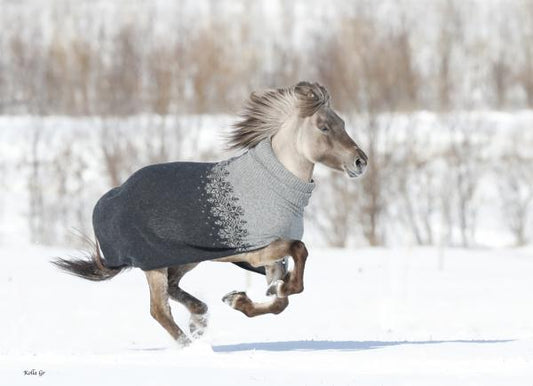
[52,81,368,346]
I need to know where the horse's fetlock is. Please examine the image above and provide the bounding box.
[196,303,208,315]
[272,298,289,314]
[242,308,255,317]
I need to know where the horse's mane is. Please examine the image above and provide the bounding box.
[227,81,331,150]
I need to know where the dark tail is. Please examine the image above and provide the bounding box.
[51,236,128,281]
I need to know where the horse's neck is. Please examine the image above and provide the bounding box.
[271,123,314,183]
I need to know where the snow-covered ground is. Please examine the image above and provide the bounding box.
[1,244,532,385]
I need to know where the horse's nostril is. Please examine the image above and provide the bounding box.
[355,158,366,169]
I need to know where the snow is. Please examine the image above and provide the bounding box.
[1,244,532,384]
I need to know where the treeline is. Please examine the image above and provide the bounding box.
[1,0,532,248]
[5,113,531,249]
[1,0,533,115]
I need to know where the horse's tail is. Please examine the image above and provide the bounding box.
[51,236,128,281]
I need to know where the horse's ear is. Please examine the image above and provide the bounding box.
[294,81,316,100]
[294,81,329,117]
[295,81,329,101]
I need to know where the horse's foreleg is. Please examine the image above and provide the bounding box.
[222,291,288,317]
[222,258,290,318]
[248,239,308,298]
[167,264,208,338]
[145,268,190,346]
[267,241,308,298]
[221,239,308,317]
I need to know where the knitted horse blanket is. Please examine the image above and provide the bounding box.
[93,139,315,274]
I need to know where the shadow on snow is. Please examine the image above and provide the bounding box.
[211,339,513,353]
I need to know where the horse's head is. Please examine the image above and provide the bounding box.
[229,81,368,179]
[293,81,367,178]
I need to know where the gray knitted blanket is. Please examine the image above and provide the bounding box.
[93,138,315,274]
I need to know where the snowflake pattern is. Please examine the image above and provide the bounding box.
[202,161,249,250]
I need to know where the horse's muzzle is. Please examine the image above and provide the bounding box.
[345,149,368,178]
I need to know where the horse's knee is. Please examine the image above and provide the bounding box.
[290,240,308,260]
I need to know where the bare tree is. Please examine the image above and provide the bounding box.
[436,0,463,110]
[516,1,533,107]
[308,171,359,248]
[27,126,45,243]
[357,116,390,246]
[443,118,486,247]
[394,131,439,246]
[49,137,92,245]
[99,120,139,187]
[497,134,533,246]
[491,11,512,109]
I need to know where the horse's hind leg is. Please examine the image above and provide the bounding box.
[167,264,208,338]
[145,268,190,346]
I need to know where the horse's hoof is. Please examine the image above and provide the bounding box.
[189,313,208,339]
[190,326,204,339]
[222,290,246,307]
[266,280,284,297]
[176,334,192,348]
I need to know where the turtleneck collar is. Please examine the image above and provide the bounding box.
[248,138,315,207]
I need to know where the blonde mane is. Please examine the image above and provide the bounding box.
[227,81,331,150]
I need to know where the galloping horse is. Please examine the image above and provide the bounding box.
[53,81,368,346]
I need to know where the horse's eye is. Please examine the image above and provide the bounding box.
[319,126,329,133]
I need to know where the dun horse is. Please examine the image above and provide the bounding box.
[53,81,368,346]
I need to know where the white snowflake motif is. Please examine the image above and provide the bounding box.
[202,161,248,250]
